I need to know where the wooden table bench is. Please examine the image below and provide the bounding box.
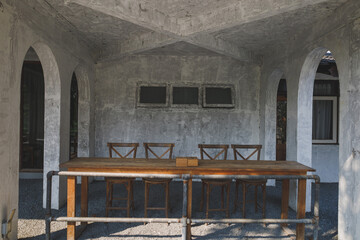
[60,157,315,240]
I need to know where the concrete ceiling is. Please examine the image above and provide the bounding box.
[22,0,349,63]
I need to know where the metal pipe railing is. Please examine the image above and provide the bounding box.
[45,171,320,240]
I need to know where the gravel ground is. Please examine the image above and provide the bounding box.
[18,179,338,240]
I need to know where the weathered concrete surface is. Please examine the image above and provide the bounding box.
[312,145,339,183]
[0,1,95,238]
[94,56,261,158]
[259,0,360,238]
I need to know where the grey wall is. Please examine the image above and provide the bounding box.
[0,2,95,238]
[312,145,339,182]
[94,56,261,158]
[259,0,360,238]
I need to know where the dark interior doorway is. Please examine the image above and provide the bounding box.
[20,48,44,171]
[276,79,287,161]
[70,73,78,159]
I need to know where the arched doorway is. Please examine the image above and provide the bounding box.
[19,47,44,178]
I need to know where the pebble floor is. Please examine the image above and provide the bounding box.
[18,179,338,239]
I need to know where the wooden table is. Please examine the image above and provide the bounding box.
[60,158,315,240]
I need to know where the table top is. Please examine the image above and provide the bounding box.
[60,158,315,175]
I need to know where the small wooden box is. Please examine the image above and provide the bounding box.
[187,157,199,167]
[176,157,188,167]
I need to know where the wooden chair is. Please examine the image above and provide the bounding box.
[106,142,139,217]
[232,145,266,218]
[198,144,231,218]
[143,143,175,218]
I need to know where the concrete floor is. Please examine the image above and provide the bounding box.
[18,179,338,239]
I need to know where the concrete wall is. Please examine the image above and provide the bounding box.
[312,145,339,183]
[0,1,95,238]
[94,56,261,158]
[260,0,360,238]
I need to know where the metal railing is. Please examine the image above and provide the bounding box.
[45,171,320,240]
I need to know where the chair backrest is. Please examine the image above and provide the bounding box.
[198,144,229,160]
[231,145,262,161]
[143,143,175,159]
[107,142,139,159]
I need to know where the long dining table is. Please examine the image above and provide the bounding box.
[59,157,315,240]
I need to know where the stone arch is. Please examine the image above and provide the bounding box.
[264,69,285,161]
[73,64,92,157]
[297,47,332,211]
[20,41,62,209]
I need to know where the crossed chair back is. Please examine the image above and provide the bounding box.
[142,142,175,218]
[105,142,139,217]
[144,143,174,159]
[198,144,231,218]
[198,144,229,160]
[231,144,265,218]
[232,144,262,161]
[108,142,139,159]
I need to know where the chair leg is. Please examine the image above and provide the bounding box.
[106,181,110,217]
[206,183,211,219]
[126,182,131,217]
[255,185,258,213]
[131,180,135,210]
[221,185,224,209]
[242,183,246,218]
[144,182,149,218]
[110,183,114,207]
[200,181,205,212]
[165,182,169,218]
[226,183,230,218]
[262,184,266,219]
[233,180,239,213]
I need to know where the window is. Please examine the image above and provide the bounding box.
[312,80,339,144]
[172,87,199,105]
[137,84,168,107]
[203,85,235,108]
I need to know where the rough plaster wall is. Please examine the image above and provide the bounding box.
[94,56,261,158]
[260,0,359,237]
[0,6,18,240]
[312,145,339,182]
[0,2,95,238]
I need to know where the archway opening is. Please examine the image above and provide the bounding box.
[19,47,44,177]
[70,73,78,159]
[312,51,339,183]
[276,78,287,161]
[297,48,339,238]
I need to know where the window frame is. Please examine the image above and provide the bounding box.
[312,96,338,144]
[202,84,235,108]
[170,84,201,108]
[136,83,169,108]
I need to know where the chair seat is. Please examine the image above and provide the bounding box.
[106,177,135,182]
[237,179,267,185]
[143,178,172,184]
[202,179,232,185]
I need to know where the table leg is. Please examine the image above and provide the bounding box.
[81,176,88,228]
[186,179,192,240]
[296,179,306,240]
[67,176,76,240]
[281,179,289,227]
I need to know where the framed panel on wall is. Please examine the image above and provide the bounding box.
[202,84,235,108]
[171,85,201,108]
[136,83,169,108]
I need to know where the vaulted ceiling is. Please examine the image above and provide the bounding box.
[21,0,349,63]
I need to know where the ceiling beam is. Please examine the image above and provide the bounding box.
[98,32,178,62]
